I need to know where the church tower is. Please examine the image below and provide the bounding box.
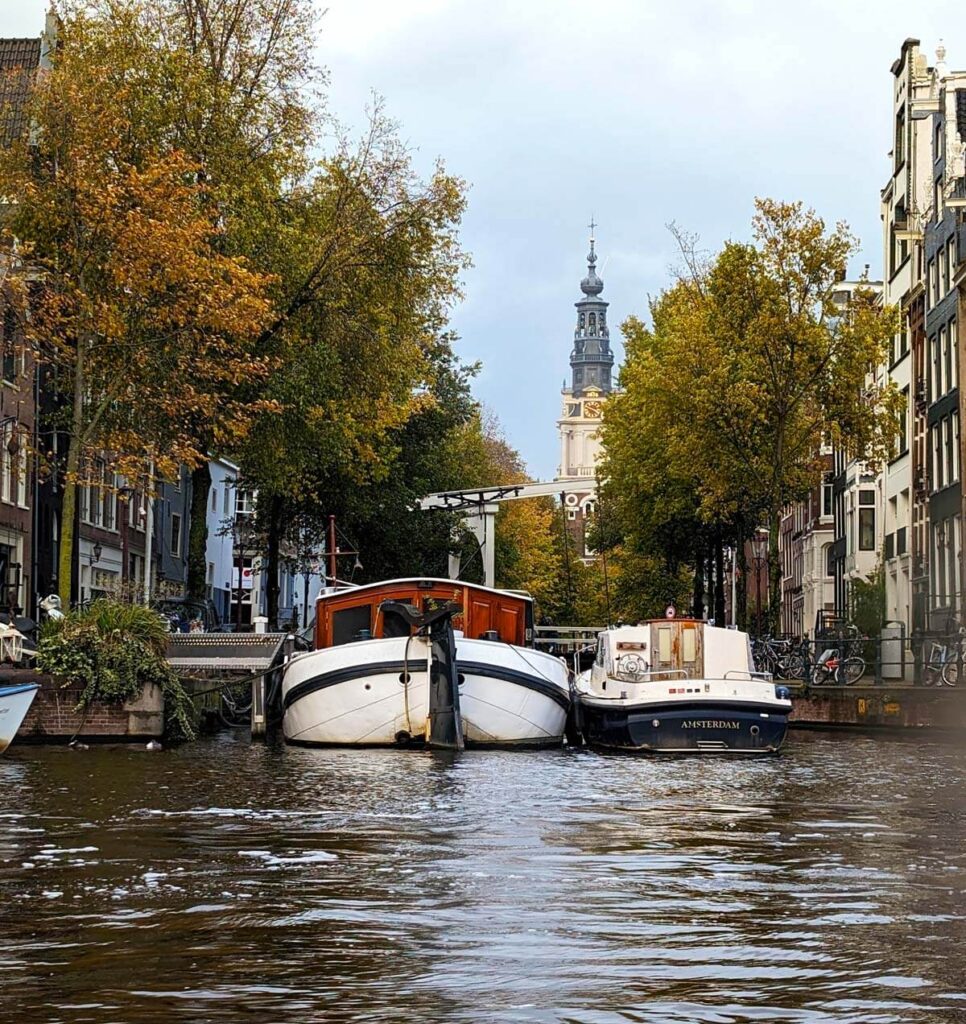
[556,223,615,556]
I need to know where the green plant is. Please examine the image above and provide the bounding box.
[37,600,195,740]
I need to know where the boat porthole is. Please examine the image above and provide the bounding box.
[458,674,466,685]
[364,683,371,690]
[750,725,760,736]
[398,672,410,684]
[652,719,660,728]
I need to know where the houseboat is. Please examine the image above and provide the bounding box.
[281,579,570,748]
[574,619,791,755]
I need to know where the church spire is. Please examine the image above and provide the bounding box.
[570,221,613,395]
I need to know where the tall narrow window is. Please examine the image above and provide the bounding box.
[946,415,955,487]
[0,420,11,503]
[858,490,876,551]
[16,442,27,507]
[895,106,906,168]
[171,512,182,557]
[941,326,950,397]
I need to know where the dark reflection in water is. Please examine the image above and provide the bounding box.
[1,731,965,1023]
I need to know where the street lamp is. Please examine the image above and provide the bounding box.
[752,532,768,637]
[89,541,103,566]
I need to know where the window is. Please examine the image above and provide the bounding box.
[207,562,215,599]
[171,512,182,557]
[936,117,943,161]
[941,326,950,398]
[0,419,11,503]
[588,313,596,333]
[102,473,116,531]
[235,489,253,516]
[858,490,876,551]
[895,106,906,168]
[940,245,949,297]
[935,176,943,224]
[858,506,876,551]
[933,423,944,491]
[83,460,106,527]
[567,509,576,520]
[927,259,935,310]
[896,386,909,456]
[947,237,957,290]
[822,476,833,518]
[930,331,941,401]
[953,319,960,392]
[957,414,962,485]
[223,485,229,515]
[2,304,16,384]
[16,442,27,507]
[211,486,217,512]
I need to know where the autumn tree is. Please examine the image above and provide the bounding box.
[0,8,274,602]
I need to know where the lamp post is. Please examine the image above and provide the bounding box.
[752,532,768,637]
[118,484,134,591]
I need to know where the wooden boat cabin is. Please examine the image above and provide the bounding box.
[313,579,535,650]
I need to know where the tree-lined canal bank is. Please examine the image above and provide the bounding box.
[1,731,964,1023]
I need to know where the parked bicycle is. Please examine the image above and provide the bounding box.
[811,646,866,686]
[922,637,961,687]
[752,635,808,680]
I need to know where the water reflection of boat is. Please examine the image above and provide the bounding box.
[0,683,39,753]
[574,620,791,755]
[281,579,570,748]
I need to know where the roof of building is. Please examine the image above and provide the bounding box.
[0,37,41,146]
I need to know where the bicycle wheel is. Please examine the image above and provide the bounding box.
[842,657,865,685]
[922,667,939,687]
[811,666,829,686]
[784,653,805,679]
[942,660,959,687]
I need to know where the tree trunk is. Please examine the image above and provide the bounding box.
[768,511,782,635]
[58,330,87,606]
[265,493,284,630]
[57,438,80,606]
[714,530,726,626]
[736,527,749,633]
[691,538,705,620]
[186,462,212,602]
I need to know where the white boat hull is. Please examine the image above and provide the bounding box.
[282,636,569,747]
[0,683,39,753]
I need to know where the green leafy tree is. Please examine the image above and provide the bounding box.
[601,199,901,633]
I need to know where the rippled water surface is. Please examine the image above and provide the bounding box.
[1,731,965,1022]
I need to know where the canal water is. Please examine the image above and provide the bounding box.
[1,731,964,1023]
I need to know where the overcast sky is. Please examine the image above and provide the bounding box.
[4,1,966,479]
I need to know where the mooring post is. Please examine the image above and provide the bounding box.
[428,610,464,750]
[251,669,266,740]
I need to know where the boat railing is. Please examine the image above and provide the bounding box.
[613,665,689,683]
[723,669,774,683]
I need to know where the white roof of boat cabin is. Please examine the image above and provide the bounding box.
[316,578,534,604]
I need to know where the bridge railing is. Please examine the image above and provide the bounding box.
[534,626,603,655]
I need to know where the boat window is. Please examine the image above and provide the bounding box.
[332,604,372,646]
[682,628,696,663]
[658,627,672,663]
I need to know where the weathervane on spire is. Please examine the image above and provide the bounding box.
[587,216,597,264]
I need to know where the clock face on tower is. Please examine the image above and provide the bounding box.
[584,401,603,418]
[567,402,581,417]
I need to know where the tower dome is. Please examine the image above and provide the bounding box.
[580,244,604,297]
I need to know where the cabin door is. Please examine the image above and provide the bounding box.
[650,621,704,680]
